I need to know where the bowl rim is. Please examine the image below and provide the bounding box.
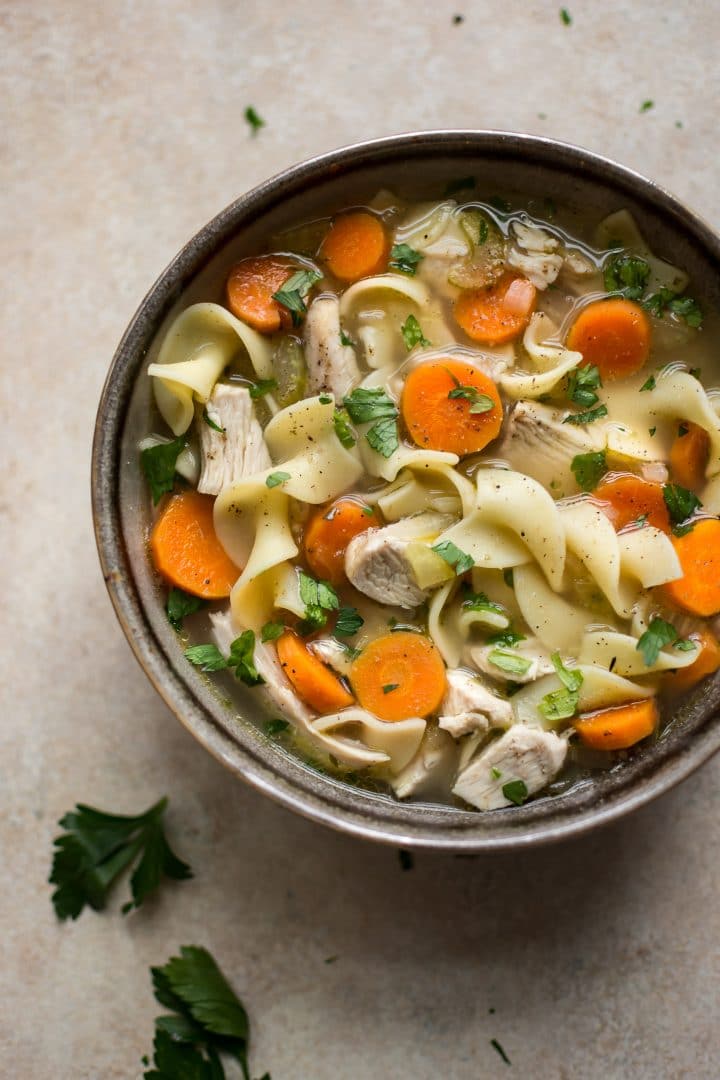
[92,129,720,851]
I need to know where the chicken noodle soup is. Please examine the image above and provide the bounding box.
[140,189,720,811]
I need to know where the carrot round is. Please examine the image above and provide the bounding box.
[666,630,720,694]
[320,211,387,282]
[566,298,650,381]
[594,474,670,533]
[226,255,297,333]
[150,491,241,599]
[303,497,380,586]
[401,358,503,456]
[276,630,354,713]
[574,698,659,750]
[670,421,710,490]
[350,631,446,721]
[663,518,720,616]
[453,272,536,345]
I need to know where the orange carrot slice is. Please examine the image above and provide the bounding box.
[350,631,446,721]
[226,255,298,333]
[574,698,659,750]
[566,298,650,380]
[594,474,671,532]
[663,518,720,616]
[303,497,380,586]
[670,421,710,490]
[150,491,241,599]
[276,630,354,713]
[453,272,536,345]
[666,630,720,694]
[401,358,503,456]
[320,211,388,282]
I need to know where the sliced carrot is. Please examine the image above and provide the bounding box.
[349,631,446,721]
[594,474,670,532]
[150,491,240,599]
[566,298,650,381]
[670,421,710,490]
[453,272,536,345]
[319,211,388,282]
[226,255,298,333]
[666,630,720,694]
[574,698,659,750]
[401,358,503,456]
[303,497,380,586]
[276,630,354,713]
[663,518,720,616]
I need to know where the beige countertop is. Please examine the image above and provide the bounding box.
[2,2,719,1076]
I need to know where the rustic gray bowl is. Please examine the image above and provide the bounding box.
[92,130,720,851]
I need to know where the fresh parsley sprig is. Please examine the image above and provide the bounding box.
[563,403,608,425]
[446,370,495,414]
[431,540,475,575]
[49,798,191,921]
[272,269,321,326]
[567,364,602,408]
[389,243,423,276]
[166,588,206,632]
[185,631,264,686]
[603,254,650,300]
[636,617,694,666]
[141,439,186,504]
[663,482,702,535]
[401,314,431,351]
[343,387,400,459]
[488,649,532,677]
[571,450,607,491]
[298,572,339,631]
[145,945,269,1080]
[335,606,364,637]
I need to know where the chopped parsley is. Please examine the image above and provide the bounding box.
[343,387,399,458]
[603,254,650,300]
[166,588,206,632]
[333,408,356,448]
[202,408,225,433]
[502,780,528,806]
[567,364,602,408]
[490,766,502,780]
[538,687,580,722]
[571,449,607,491]
[272,268,321,326]
[340,328,354,347]
[563,403,608,425]
[389,243,424,276]
[663,483,702,530]
[261,620,285,643]
[488,649,532,677]
[184,643,228,672]
[266,471,290,488]
[249,377,278,400]
[447,371,495,413]
[444,175,476,197]
[140,438,186,504]
[366,415,400,457]
[551,652,583,692]
[382,683,399,694]
[649,426,657,436]
[185,631,264,686]
[431,540,475,575]
[644,289,703,327]
[335,606,364,637]
[244,105,264,133]
[265,717,290,736]
[319,394,333,404]
[49,797,191,920]
[640,374,656,392]
[299,571,339,630]
[640,99,654,113]
[462,591,506,617]
[559,7,572,25]
[633,513,649,528]
[486,627,525,648]
[636,617,693,666]
[401,313,431,350]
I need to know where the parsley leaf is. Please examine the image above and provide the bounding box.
[603,254,650,300]
[567,364,602,408]
[249,377,278,400]
[551,652,583,692]
[49,797,191,920]
[640,99,654,113]
[265,717,289,736]
[333,408,356,448]
[486,627,525,647]
[488,649,532,676]
[571,450,607,491]
[644,290,703,328]
[663,483,702,527]
[272,269,321,326]
[299,572,339,631]
[343,387,398,423]
[401,314,431,350]
[538,687,580,723]
[339,328,354,347]
[559,7,572,25]
[244,105,264,133]
[382,683,399,694]
[141,438,186,505]
[261,621,285,643]
[227,630,264,686]
[166,588,206,632]
[266,471,291,488]
[319,394,333,404]
[447,371,495,413]
[563,404,608,425]
[185,644,228,671]
[145,945,263,1079]
[389,243,423,276]
[366,416,400,458]
[431,540,475,575]
[502,780,528,806]
[462,592,506,616]
[335,606,364,637]
[636,617,689,666]
[640,374,656,392]
[202,408,225,433]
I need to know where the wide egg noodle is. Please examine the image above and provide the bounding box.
[148,302,275,435]
[311,709,426,773]
[500,313,583,400]
[579,628,698,676]
[559,499,636,618]
[513,563,591,653]
[645,368,720,476]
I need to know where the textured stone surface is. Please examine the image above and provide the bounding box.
[2,2,719,1077]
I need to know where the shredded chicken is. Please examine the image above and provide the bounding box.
[453,724,567,810]
[507,222,564,290]
[471,639,555,685]
[304,294,360,399]
[391,726,457,799]
[197,384,271,495]
[438,668,513,737]
[345,528,427,609]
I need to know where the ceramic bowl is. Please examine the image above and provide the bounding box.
[92,131,720,851]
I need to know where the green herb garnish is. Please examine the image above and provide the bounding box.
[488,650,532,676]
[401,313,431,350]
[551,652,583,692]
[431,540,475,575]
[335,606,364,637]
[640,99,654,113]
[382,683,399,694]
[567,364,602,408]
[186,632,264,686]
[644,289,703,328]
[389,243,424,276]
[333,409,356,448]
[202,408,225,433]
[490,766,502,780]
[340,329,354,347]
[266,471,291,488]
[447,370,495,413]
[244,105,264,133]
[140,438,186,505]
[343,386,398,423]
[166,588,206,632]
[184,643,228,671]
[636,617,693,666]
[272,269,321,326]
[538,687,580,722]
[50,797,191,920]
[563,404,608,425]
[261,621,285,643]
[603,254,650,300]
[501,780,529,806]
[559,7,572,25]
[571,449,607,491]
[640,375,656,392]
[299,572,340,631]
[249,377,278,400]
[265,717,290,736]
[462,591,506,617]
[663,483,702,527]
[486,627,525,648]
[366,416,400,457]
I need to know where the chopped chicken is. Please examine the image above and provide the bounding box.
[497,400,605,492]
[345,527,427,609]
[438,668,513,737]
[470,638,555,685]
[564,249,595,276]
[507,222,564,290]
[304,294,360,399]
[453,724,567,810]
[197,383,271,495]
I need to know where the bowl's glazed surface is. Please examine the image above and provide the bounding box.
[92,131,720,850]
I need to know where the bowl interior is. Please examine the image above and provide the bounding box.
[96,132,720,850]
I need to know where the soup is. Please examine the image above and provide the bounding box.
[138,187,720,811]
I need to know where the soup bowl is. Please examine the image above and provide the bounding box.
[92,130,720,851]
